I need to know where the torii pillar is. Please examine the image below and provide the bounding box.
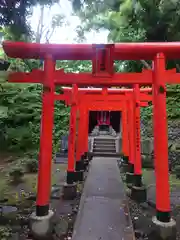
[30,56,55,239]
[152,54,175,228]
[125,99,135,183]
[35,56,55,218]
[75,105,85,167]
[124,92,150,188]
[75,104,89,171]
[131,84,147,202]
[63,85,79,200]
[121,105,129,160]
[81,106,89,160]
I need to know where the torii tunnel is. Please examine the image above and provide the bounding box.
[3,41,180,237]
[60,86,152,165]
[61,87,152,134]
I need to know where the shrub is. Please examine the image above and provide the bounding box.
[25,158,38,173]
[9,166,24,183]
[174,165,180,179]
[142,155,154,169]
[0,226,12,240]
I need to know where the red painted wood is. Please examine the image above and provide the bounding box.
[8,68,179,85]
[121,105,129,157]
[4,41,180,60]
[67,85,78,172]
[153,53,170,212]
[133,84,142,175]
[36,56,55,207]
[76,105,84,161]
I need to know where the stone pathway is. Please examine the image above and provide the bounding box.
[72,157,135,240]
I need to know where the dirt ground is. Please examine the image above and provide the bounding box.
[128,169,180,240]
[2,157,180,240]
[0,161,83,240]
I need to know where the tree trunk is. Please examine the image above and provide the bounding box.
[35,5,45,43]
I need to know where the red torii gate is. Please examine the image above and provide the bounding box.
[56,89,137,184]
[3,41,179,238]
[61,86,152,204]
[61,86,152,170]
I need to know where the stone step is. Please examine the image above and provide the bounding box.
[93,147,116,151]
[94,140,115,144]
[99,132,110,135]
[94,140,115,143]
[94,139,115,143]
[54,157,68,164]
[94,138,115,141]
[89,152,121,158]
[93,149,116,153]
[56,152,68,158]
[93,146,116,151]
[94,143,115,147]
[93,142,116,147]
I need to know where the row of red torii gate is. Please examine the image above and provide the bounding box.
[2,41,180,230]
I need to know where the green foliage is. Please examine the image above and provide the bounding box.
[0,53,92,160]
[25,159,38,173]
[74,0,180,121]
[0,0,59,38]
[56,60,92,73]
[0,82,41,153]
[140,105,152,122]
[0,0,88,39]
[0,226,12,240]
[2,0,180,160]
[174,165,180,179]
[9,166,24,183]
[0,81,70,156]
[166,85,180,119]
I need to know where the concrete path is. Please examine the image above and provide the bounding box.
[72,157,135,240]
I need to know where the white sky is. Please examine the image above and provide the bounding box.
[30,0,109,44]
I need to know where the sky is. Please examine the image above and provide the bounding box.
[30,0,109,44]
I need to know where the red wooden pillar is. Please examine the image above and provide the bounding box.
[83,108,89,156]
[76,105,83,162]
[127,99,135,172]
[97,112,100,125]
[133,84,143,186]
[107,111,110,125]
[121,105,129,158]
[78,106,85,158]
[100,111,103,124]
[36,55,55,217]
[153,53,171,222]
[66,84,78,184]
[77,105,88,159]
[75,104,87,171]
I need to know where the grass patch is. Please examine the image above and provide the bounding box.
[142,169,155,186]
[142,168,180,189]
[0,163,67,205]
[169,174,180,188]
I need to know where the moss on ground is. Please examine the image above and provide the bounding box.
[142,168,180,189]
[0,163,67,205]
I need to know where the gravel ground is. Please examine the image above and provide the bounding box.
[129,195,180,240]
[127,170,180,240]
[0,163,86,240]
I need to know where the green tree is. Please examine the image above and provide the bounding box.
[0,0,60,38]
[72,0,180,120]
